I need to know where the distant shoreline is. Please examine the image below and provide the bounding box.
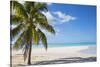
[32,42,96,48]
[12,45,96,55]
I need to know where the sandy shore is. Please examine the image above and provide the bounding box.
[11,45,96,67]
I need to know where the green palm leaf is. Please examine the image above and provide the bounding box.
[34,2,48,12]
[34,12,48,24]
[39,23,55,34]
[32,28,39,45]
[11,15,23,25]
[38,29,48,50]
[11,23,23,38]
[11,1,28,19]
[13,31,26,49]
[45,25,55,34]
[24,1,35,14]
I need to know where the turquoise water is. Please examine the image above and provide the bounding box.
[32,42,96,48]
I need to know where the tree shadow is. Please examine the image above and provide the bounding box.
[16,57,96,66]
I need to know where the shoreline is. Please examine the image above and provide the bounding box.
[12,45,96,55]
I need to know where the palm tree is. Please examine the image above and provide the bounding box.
[10,1,55,65]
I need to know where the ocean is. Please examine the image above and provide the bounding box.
[32,42,96,48]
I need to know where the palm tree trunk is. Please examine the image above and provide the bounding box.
[27,41,32,65]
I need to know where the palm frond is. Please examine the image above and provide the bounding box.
[11,15,23,25]
[38,29,48,50]
[39,23,55,34]
[46,25,55,34]
[11,1,28,19]
[32,28,39,45]
[11,23,23,38]
[24,1,35,14]
[35,3,48,12]
[13,31,26,49]
[25,26,32,44]
[34,12,48,24]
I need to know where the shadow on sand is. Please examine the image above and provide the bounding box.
[16,57,96,66]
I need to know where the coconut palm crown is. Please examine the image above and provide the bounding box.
[10,0,55,65]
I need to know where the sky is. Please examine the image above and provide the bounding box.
[42,3,96,43]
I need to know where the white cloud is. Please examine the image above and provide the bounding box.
[53,11,77,23]
[41,11,77,37]
[47,3,53,5]
[42,11,77,25]
[54,11,65,18]
[61,15,76,23]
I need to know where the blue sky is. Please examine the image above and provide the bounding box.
[42,3,96,43]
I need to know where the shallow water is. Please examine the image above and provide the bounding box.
[32,42,96,48]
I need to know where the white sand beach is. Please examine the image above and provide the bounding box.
[12,45,96,67]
